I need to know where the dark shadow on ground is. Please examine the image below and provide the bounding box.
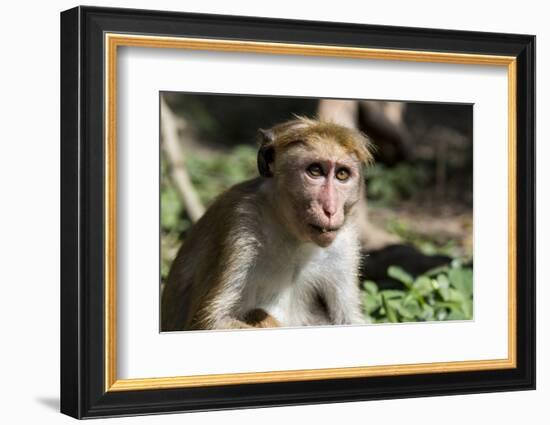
[35,396,59,412]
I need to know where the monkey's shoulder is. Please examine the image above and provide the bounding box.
[184,178,266,248]
[210,177,266,226]
[166,179,266,291]
[214,177,265,209]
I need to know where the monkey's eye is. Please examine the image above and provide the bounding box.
[307,164,324,177]
[335,168,351,181]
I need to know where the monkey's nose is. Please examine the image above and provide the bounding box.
[322,207,335,219]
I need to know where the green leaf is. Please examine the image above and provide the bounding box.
[396,299,421,319]
[362,293,381,315]
[412,276,434,297]
[419,304,435,321]
[436,273,450,289]
[424,264,451,277]
[461,299,474,319]
[387,266,414,288]
[449,268,473,298]
[447,288,465,303]
[380,289,406,299]
[437,285,464,303]
[382,294,398,323]
[362,280,379,296]
[447,310,467,320]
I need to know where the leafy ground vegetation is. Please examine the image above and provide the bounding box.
[362,262,473,323]
[161,145,474,323]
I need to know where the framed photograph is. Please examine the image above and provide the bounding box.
[60,6,535,419]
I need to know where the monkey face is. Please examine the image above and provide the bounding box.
[257,117,372,248]
[274,142,363,248]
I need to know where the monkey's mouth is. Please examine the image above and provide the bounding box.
[308,223,341,234]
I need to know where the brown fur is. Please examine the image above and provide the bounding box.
[161,118,373,331]
[264,116,374,165]
[162,179,265,331]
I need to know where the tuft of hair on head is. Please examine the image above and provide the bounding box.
[259,116,374,165]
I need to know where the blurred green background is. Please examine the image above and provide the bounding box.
[161,92,474,324]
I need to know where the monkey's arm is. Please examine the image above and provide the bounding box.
[191,223,269,330]
[192,271,253,330]
[163,179,274,331]
[197,272,282,330]
[162,223,255,331]
[320,277,366,326]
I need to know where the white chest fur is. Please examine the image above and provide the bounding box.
[237,225,358,327]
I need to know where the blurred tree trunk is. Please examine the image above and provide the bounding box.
[160,97,205,223]
[358,101,413,164]
[317,99,358,129]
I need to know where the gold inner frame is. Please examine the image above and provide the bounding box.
[104,33,517,392]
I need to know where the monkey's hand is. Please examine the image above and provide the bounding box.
[244,308,281,328]
[207,318,253,330]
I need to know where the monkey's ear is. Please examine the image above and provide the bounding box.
[257,145,275,177]
[258,128,275,145]
[257,128,276,177]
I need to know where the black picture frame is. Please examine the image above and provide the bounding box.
[61,5,535,419]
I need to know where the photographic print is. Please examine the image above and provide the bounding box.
[160,93,474,332]
[61,7,535,418]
